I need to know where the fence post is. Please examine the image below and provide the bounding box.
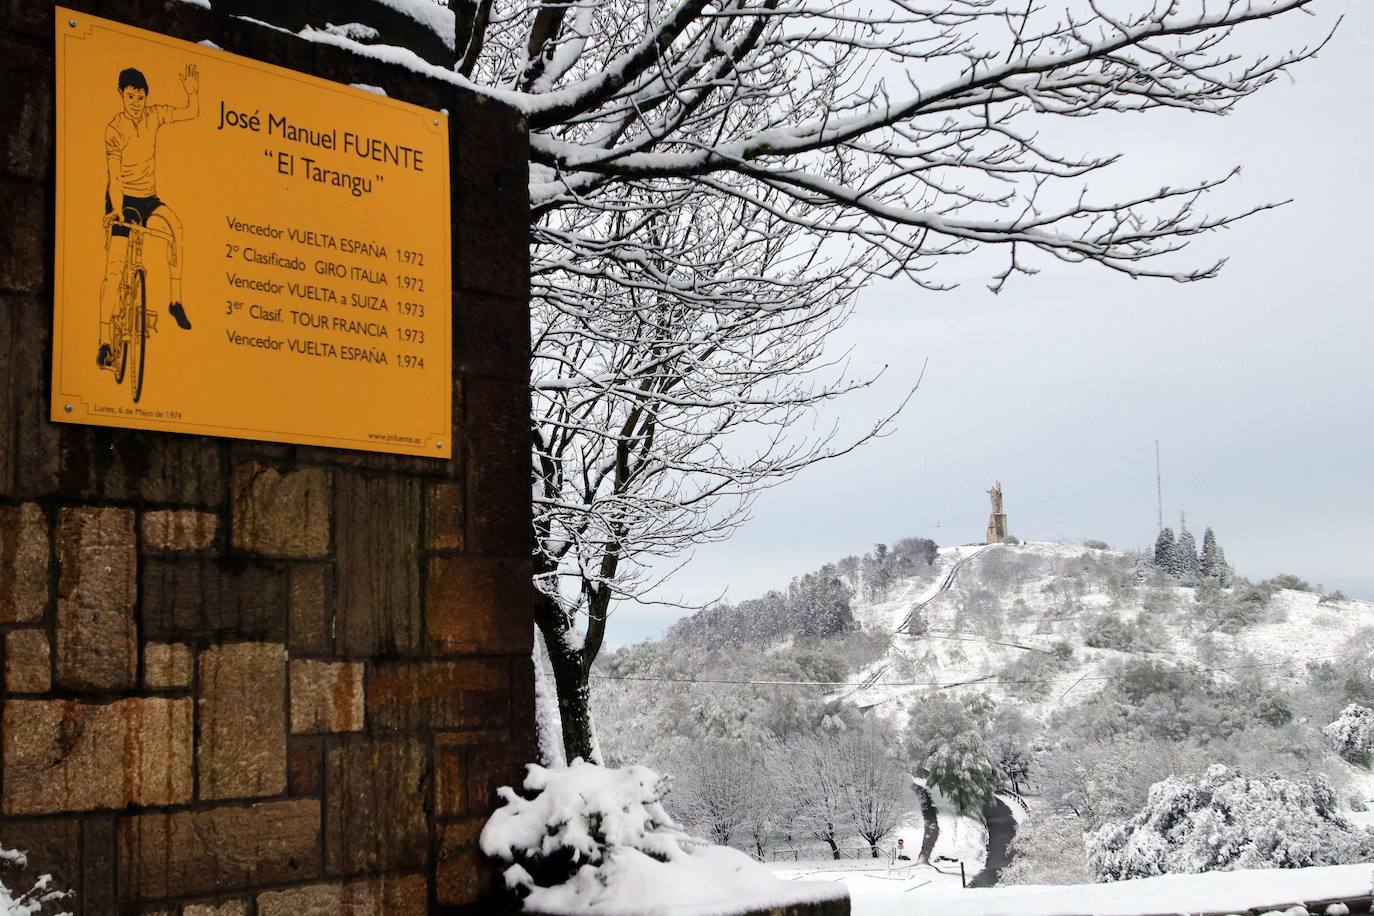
[961,862,966,887]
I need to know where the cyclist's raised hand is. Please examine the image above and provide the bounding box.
[180,64,199,96]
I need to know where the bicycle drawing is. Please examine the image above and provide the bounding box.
[101,208,172,403]
[96,63,200,402]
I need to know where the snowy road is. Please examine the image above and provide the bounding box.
[968,798,1015,888]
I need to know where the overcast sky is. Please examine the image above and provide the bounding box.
[606,3,1374,646]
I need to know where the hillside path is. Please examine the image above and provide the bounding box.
[968,798,1015,888]
[895,544,992,634]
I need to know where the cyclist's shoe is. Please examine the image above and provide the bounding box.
[96,343,113,369]
[169,302,192,330]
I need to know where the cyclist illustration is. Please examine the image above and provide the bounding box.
[97,63,199,398]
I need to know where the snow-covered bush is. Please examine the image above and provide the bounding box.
[0,845,70,915]
[1000,814,1092,886]
[1324,705,1374,763]
[480,759,840,912]
[1082,611,1164,653]
[1086,765,1374,881]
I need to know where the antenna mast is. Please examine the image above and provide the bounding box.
[1155,440,1163,532]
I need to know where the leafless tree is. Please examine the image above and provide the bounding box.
[838,725,910,858]
[234,0,1334,762]
[667,737,761,843]
[773,733,853,859]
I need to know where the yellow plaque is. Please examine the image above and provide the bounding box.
[52,8,453,457]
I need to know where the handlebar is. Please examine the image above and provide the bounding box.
[105,209,173,243]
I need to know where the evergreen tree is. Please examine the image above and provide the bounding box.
[1216,544,1233,588]
[1200,528,1221,580]
[1175,520,1200,583]
[924,731,1002,815]
[1153,528,1177,573]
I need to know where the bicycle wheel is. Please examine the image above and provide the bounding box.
[129,268,147,404]
[113,336,128,384]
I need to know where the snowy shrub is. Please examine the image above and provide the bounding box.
[1348,793,1369,813]
[1323,704,1374,763]
[1083,539,1110,550]
[1265,574,1313,592]
[480,759,827,911]
[1086,765,1374,881]
[1082,612,1163,653]
[0,845,70,915]
[1200,584,1273,634]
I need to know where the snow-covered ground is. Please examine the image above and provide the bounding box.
[772,861,1374,916]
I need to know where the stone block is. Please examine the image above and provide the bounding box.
[54,508,136,691]
[0,503,47,623]
[142,509,219,552]
[467,742,531,815]
[184,902,249,916]
[4,628,50,693]
[334,473,421,655]
[454,94,529,301]
[0,0,51,38]
[324,740,428,875]
[455,292,530,381]
[0,303,13,495]
[425,480,462,550]
[198,642,287,800]
[426,555,533,655]
[142,558,287,642]
[436,817,494,906]
[463,377,532,556]
[231,462,331,558]
[118,799,320,900]
[82,816,117,916]
[45,427,224,506]
[256,874,426,915]
[366,659,509,732]
[0,45,50,183]
[3,697,193,814]
[289,740,322,796]
[144,642,193,689]
[435,746,465,818]
[290,659,364,733]
[0,179,46,293]
[289,563,331,654]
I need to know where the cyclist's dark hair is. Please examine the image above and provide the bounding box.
[117,68,148,94]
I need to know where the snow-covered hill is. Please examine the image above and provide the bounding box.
[842,540,1374,731]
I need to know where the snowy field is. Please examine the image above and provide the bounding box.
[772,862,1374,916]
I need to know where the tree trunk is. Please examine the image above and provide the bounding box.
[825,835,840,860]
[869,841,879,859]
[545,637,598,763]
[914,784,938,865]
[534,589,600,764]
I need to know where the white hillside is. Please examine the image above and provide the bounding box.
[843,541,1374,731]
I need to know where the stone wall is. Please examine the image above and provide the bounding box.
[0,2,534,912]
